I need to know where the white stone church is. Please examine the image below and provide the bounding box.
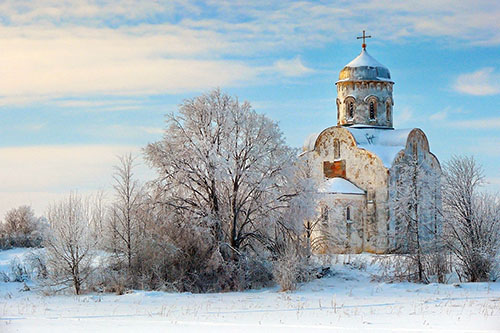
[302,39,441,254]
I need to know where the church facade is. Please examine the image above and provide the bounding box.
[302,41,441,254]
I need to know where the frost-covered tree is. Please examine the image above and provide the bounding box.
[4,205,36,235]
[389,153,443,282]
[89,191,107,237]
[107,154,144,273]
[144,89,314,285]
[308,202,347,254]
[443,156,500,282]
[44,194,97,294]
[1,205,43,248]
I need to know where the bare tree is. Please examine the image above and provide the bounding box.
[44,194,97,294]
[443,156,500,282]
[90,190,108,237]
[107,154,143,274]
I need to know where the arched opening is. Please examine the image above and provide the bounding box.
[369,101,375,120]
[336,99,341,121]
[345,97,355,120]
[346,206,352,242]
[365,96,378,121]
[321,206,329,224]
[386,102,391,121]
[334,139,340,159]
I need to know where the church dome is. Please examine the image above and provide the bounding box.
[338,49,392,82]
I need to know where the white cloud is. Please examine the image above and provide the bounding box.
[0,144,155,219]
[429,107,468,121]
[0,145,151,192]
[0,2,497,104]
[0,1,498,47]
[55,99,141,109]
[429,110,447,121]
[273,56,314,77]
[0,191,63,219]
[139,127,164,135]
[394,106,413,126]
[487,177,500,186]
[0,26,259,98]
[80,124,164,140]
[450,117,500,129]
[453,68,500,96]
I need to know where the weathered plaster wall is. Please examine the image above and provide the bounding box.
[388,129,442,250]
[307,126,391,252]
[313,193,366,253]
[336,81,393,128]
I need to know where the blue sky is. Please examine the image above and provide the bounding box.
[0,0,499,217]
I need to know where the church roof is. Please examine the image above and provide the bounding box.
[345,127,411,167]
[302,126,413,168]
[337,49,392,83]
[303,132,319,152]
[319,177,365,195]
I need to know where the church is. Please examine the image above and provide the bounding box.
[301,33,441,254]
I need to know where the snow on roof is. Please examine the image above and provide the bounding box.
[337,76,393,83]
[338,49,392,82]
[346,127,412,168]
[344,49,387,69]
[319,177,365,195]
[302,126,412,168]
[303,132,319,151]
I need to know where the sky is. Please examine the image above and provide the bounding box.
[0,0,499,218]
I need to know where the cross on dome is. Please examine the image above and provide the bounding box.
[356,30,372,50]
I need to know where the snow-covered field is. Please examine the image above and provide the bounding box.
[1,248,499,332]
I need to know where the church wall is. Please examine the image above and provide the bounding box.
[388,129,442,251]
[313,193,366,253]
[308,126,391,253]
[336,81,394,128]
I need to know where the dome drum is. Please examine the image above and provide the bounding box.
[335,48,394,128]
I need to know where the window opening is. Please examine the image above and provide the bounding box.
[369,101,376,120]
[334,139,340,159]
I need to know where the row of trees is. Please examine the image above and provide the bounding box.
[9,90,316,294]
[1,89,499,293]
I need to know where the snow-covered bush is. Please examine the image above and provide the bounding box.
[9,257,29,282]
[272,241,311,291]
[25,250,48,280]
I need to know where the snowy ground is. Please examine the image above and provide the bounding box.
[1,248,499,332]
